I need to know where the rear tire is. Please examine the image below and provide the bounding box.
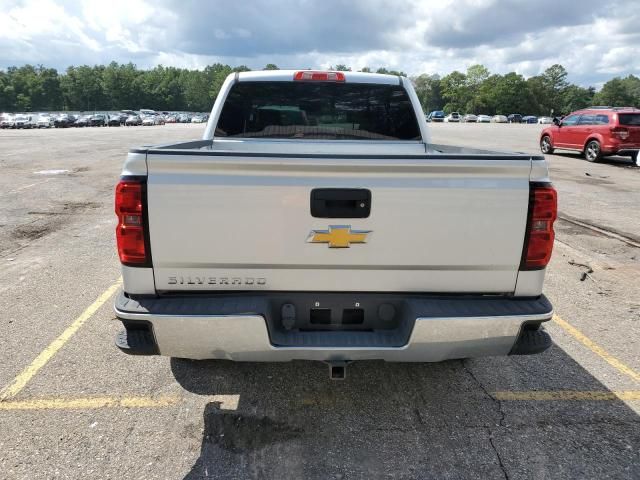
[540,135,554,154]
[585,140,602,162]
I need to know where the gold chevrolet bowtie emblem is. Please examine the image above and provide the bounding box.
[306,225,371,248]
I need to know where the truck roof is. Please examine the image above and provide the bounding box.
[236,69,402,85]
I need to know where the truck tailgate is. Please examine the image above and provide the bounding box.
[146,153,531,293]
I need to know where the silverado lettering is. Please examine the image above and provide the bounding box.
[167,276,267,286]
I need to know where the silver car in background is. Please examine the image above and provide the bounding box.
[14,114,34,128]
[445,112,461,122]
[0,113,14,128]
[36,114,54,128]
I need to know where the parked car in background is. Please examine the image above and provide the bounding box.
[427,110,445,122]
[74,115,91,127]
[165,115,177,123]
[492,115,508,123]
[540,107,640,162]
[445,112,460,122]
[522,116,538,124]
[462,114,477,123]
[120,110,136,121]
[125,114,142,126]
[36,114,54,128]
[538,116,553,124]
[14,114,33,129]
[90,113,108,127]
[54,114,77,128]
[191,115,205,123]
[477,114,491,123]
[177,113,192,123]
[0,113,14,128]
[108,114,123,126]
[141,115,165,126]
[508,114,523,124]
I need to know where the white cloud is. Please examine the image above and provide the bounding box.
[0,0,638,86]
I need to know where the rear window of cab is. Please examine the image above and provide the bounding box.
[216,81,421,141]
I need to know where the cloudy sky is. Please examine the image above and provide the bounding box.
[0,0,638,87]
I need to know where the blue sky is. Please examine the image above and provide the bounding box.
[0,0,638,87]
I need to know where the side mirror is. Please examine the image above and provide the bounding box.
[553,117,561,126]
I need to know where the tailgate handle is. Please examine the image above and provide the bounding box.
[310,188,371,218]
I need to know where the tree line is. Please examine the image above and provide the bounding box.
[1,62,638,115]
[414,64,639,116]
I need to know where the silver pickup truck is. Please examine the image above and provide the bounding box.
[114,70,557,378]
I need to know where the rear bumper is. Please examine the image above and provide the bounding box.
[114,291,553,362]
[612,148,639,156]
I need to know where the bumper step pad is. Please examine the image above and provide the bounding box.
[509,327,552,355]
[115,324,159,355]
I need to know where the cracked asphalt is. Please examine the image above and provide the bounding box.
[0,123,638,479]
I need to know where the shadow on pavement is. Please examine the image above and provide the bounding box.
[173,344,639,479]
[553,151,638,169]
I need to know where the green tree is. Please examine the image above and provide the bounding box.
[204,63,234,104]
[562,85,595,113]
[60,65,105,111]
[593,75,640,107]
[525,75,548,115]
[541,64,569,114]
[475,74,502,114]
[181,69,210,111]
[464,64,490,112]
[413,74,443,112]
[263,64,279,70]
[2,65,59,111]
[2,61,630,115]
[621,74,640,104]
[440,70,468,113]
[102,62,142,110]
[0,71,11,110]
[490,72,535,114]
[375,67,407,76]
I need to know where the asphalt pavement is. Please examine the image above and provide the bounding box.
[0,123,638,479]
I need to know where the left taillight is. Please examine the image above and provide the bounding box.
[115,179,148,265]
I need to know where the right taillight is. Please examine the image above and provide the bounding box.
[521,184,557,270]
[115,179,148,265]
[610,127,629,140]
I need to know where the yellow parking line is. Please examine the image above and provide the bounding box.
[552,314,640,383]
[0,279,122,402]
[0,394,242,411]
[0,395,180,411]
[494,391,640,401]
[0,390,636,411]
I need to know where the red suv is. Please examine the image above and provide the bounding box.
[540,107,640,162]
